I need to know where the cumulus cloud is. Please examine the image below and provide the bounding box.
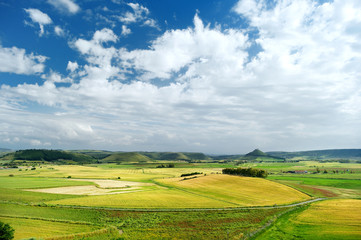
[118,2,158,29]
[67,61,78,72]
[24,8,52,36]
[121,25,131,36]
[54,26,65,36]
[2,1,361,152]
[47,0,80,14]
[122,14,248,81]
[0,45,47,75]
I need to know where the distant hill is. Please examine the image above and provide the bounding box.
[242,149,285,162]
[267,149,361,160]
[0,148,13,157]
[2,149,96,164]
[245,149,267,157]
[101,152,150,163]
[69,150,113,159]
[142,152,209,161]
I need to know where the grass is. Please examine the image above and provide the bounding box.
[157,175,311,206]
[0,176,93,189]
[0,201,288,240]
[47,188,236,208]
[256,199,361,240]
[0,187,83,204]
[1,161,360,239]
[0,216,100,240]
[268,175,361,198]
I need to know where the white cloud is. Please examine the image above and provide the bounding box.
[0,45,47,75]
[2,1,361,152]
[67,61,78,72]
[121,25,131,36]
[43,71,72,83]
[122,14,248,80]
[118,2,158,29]
[24,8,52,36]
[54,26,65,36]
[92,28,118,43]
[47,0,80,14]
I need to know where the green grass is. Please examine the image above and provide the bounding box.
[0,201,288,240]
[0,187,83,204]
[0,216,101,240]
[0,176,93,189]
[0,204,284,239]
[256,199,361,240]
[268,175,361,190]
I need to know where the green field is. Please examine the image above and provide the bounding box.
[0,158,361,239]
[256,199,361,240]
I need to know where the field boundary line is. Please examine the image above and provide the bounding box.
[40,198,326,212]
[0,214,101,226]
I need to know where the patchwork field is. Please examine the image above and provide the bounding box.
[0,160,360,239]
[0,202,287,240]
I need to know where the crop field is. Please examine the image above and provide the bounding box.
[256,199,361,240]
[157,175,310,206]
[0,165,222,182]
[0,202,287,240]
[0,160,361,239]
[268,174,361,198]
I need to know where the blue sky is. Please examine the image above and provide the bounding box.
[0,0,360,153]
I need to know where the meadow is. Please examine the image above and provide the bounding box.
[255,199,361,240]
[0,157,360,239]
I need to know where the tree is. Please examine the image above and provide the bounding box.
[0,221,14,240]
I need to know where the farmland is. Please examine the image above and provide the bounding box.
[0,149,361,239]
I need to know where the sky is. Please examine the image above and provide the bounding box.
[0,0,360,154]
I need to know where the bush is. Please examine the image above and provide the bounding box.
[180,172,202,177]
[0,221,14,240]
[222,167,268,178]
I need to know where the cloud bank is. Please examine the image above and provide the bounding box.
[1,0,360,153]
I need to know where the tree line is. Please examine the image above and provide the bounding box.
[222,167,268,178]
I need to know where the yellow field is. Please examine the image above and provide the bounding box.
[48,175,310,208]
[0,216,99,240]
[294,199,361,238]
[48,188,233,208]
[0,165,221,182]
[158,175,311,206]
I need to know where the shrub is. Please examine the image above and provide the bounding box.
[222,167,268,178]
[0,221,14,240]
[180,172,203,177]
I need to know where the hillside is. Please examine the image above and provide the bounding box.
[242,149,285,162]
[141,152,209,161]
[267,149,361,160]
[245,149,267,157]
[101,152,150,163]
[0,148,13,157]
[2,149,96,164]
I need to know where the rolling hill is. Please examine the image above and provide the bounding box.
[101,152,151,163]
[267,149,361,160]
[1,149,96,164]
